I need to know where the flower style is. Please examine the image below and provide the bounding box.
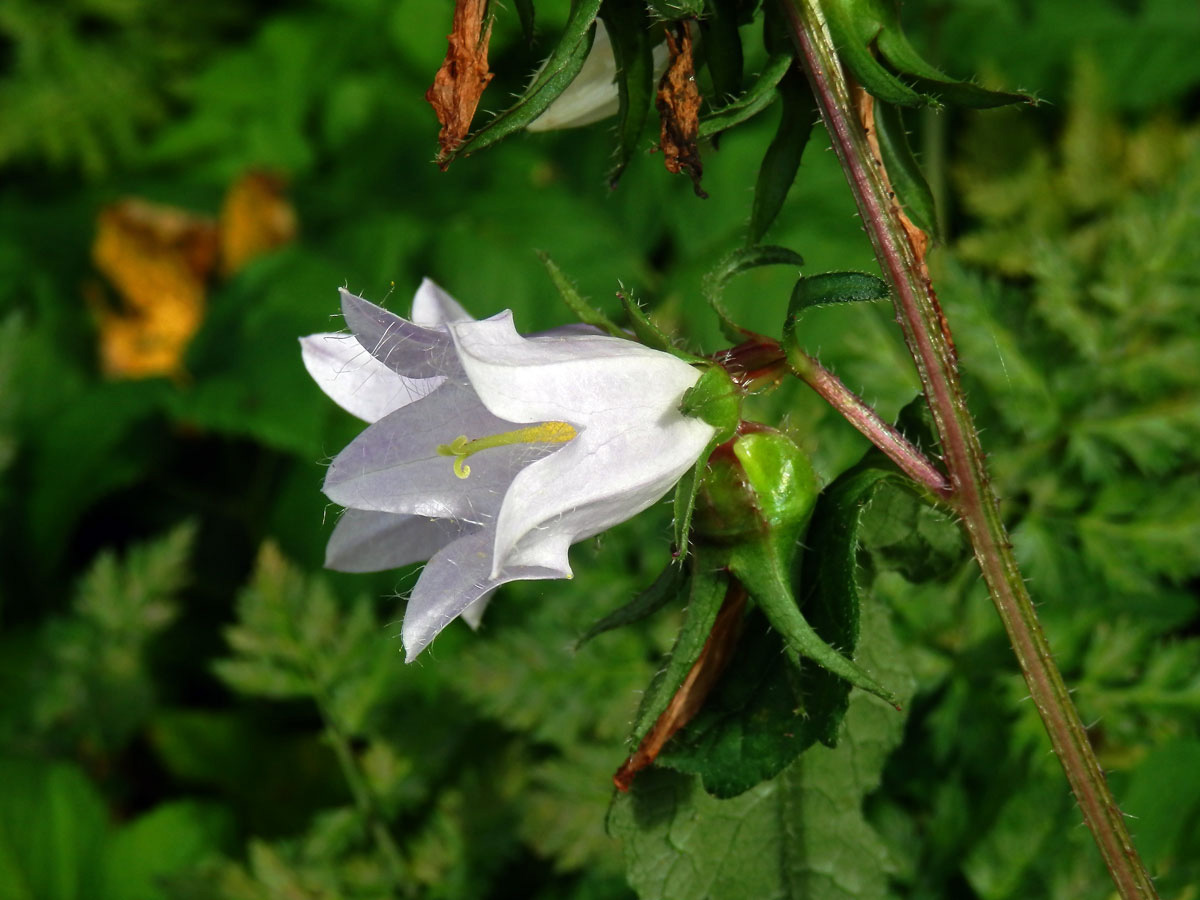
[300,281,715,660]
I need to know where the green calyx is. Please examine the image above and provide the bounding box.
[680,365,741,441]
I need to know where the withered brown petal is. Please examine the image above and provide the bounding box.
[426,0,495,170]
[655,23,707,199]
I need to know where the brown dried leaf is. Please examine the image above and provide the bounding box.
[427,0,495,170]
[655,23,707,199]
[91,199,219,379]
[613,584,746,791]
[218,171,298,277]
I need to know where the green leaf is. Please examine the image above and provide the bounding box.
[654,603,853,797]
[703,244,806,339]
[699,0,745,103]
[698,52,793,139]
[512,0,536,45]
[875,26,1033,109]
[537,251,627,339]
[601,1,655,186]
[611,597,915,900]
[0,757,108,900]
[629,567,729,746]
[873,100,939,238]
[445,3,602,162]
[788,270,889,317]
[618,288,678,353]
[748,69,818,245]
[576,562,688,648]
[101,802,231,900]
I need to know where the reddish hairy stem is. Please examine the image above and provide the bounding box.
[779,1,1159,896]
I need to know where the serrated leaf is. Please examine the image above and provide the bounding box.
[445,3,602,162]
[611,597,915,900]
[874,100,939,239]
[748,70,818,245]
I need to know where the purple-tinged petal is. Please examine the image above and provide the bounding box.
[326,508,474,572]
[323,380,558,522]
[411,278,473,327]
[300,333,443,423]
[340,289,458,378]
[403,527,567,660]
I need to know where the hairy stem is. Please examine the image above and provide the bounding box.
[780,1,1159,896]
[782,341,951,496]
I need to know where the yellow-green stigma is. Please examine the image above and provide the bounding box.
[436,421,577,479]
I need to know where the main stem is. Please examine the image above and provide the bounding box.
[780,2,1158,897]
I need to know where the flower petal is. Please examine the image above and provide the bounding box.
[300,333,444,423]
[492,410,712,576]
[325,508,473,572]
[403,527,567,660]
[340,288,458,378]
[323,380,558,521]
[448,311,698,426]
[411,278,473,327]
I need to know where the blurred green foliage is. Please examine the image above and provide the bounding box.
[0,0,1197,898]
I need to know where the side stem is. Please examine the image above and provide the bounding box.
[780,1,1158,896]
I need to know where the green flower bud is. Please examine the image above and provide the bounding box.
[693,427,818,548]
[679,365,741,442]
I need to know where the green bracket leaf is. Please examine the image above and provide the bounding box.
[444,1,602,162]
[601,0,656,186]
[618,288,678,354]
[748,69,818,245]
[700,0,745,103]
[698,52,793,139]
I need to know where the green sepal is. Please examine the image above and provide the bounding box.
[537,252,626,339]
[731,539,899,707]
[700,0,745,102]
[673,366,740,558]
[747,69,817,245]
[787,270,889,320]
[698,52,793,139]
[873,101,939,239]
[601,0,656,187]
[443,2,601,163]
[619,289,677,354]
[679,365,741,436]
[628,566,730,746]
[576,562,688,648]
[702,244,806,341]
